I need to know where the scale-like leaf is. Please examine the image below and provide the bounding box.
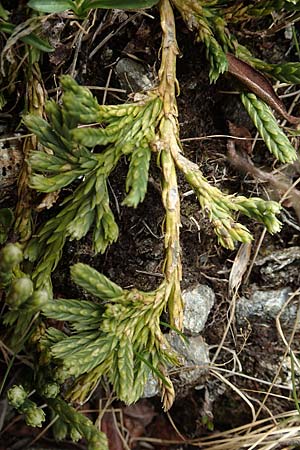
[116,340,134,403]
[241,92,298,163]
[71,263,123,300]
[48,398,108,450]
[122,144,151,208]
[43,298,102,324]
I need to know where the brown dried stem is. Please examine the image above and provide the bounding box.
[14,62,46,242]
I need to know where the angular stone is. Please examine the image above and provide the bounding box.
[167,331,210,385]
[182,284,215,334]
[115,58,154,93]
[143,332,210,398]
[236,287,296,323]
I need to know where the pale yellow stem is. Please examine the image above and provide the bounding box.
[158,0,183,329]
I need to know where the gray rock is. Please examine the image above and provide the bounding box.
[256,246,300,271]
[143,283,214,398]
[0,140,23,189]
[236,287,296,324]
[167,331,210,385]
[182,284,215,334]
[255,247,300,286]
[143,332,210,397]
[143,372,159,398]
[115,58,154,93]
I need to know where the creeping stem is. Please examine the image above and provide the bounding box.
[158,0,183,329]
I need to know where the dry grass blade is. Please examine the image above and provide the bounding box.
[210,368,256,423]
[133,411,300,449]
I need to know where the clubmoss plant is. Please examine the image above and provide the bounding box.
[14,0,286,408]
[8,385,46,427]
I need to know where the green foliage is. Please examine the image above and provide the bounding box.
[176,153,282,250]
[222,0,300,22]
[0,208,14,244]
[71,263,123,300]
[28,0,159,17]
[171,0,300,196]
[0,3,9,20]
[245,0,300,15]
[2,286,50,349]
[241,92,297,163]
[27,0,75,13]
[122,144,152,208]
[173,0,300,91]
[0,243,23,288]
[203,34,228,83]
[7,385,107,449]
[0,21,53,52]
[24,76,162,287]
[48,397,108,450]
[24,73,286,293]
[0,244,51,349]
[235,44,300,85]
[6,277,34,307]
[7,385,46,427]
[41,263,178,406]
[7,385,28,408]
[265,62,300,84]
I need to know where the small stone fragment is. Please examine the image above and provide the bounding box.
[143,332,210,398]
[143,284,214,398]
[236,287,295,324]
[0,140,23,190]
[143,372,159,398]
[255,247,300,285]
[182,284,215,334]
[115,58,154,93]
[167,332,210,386]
